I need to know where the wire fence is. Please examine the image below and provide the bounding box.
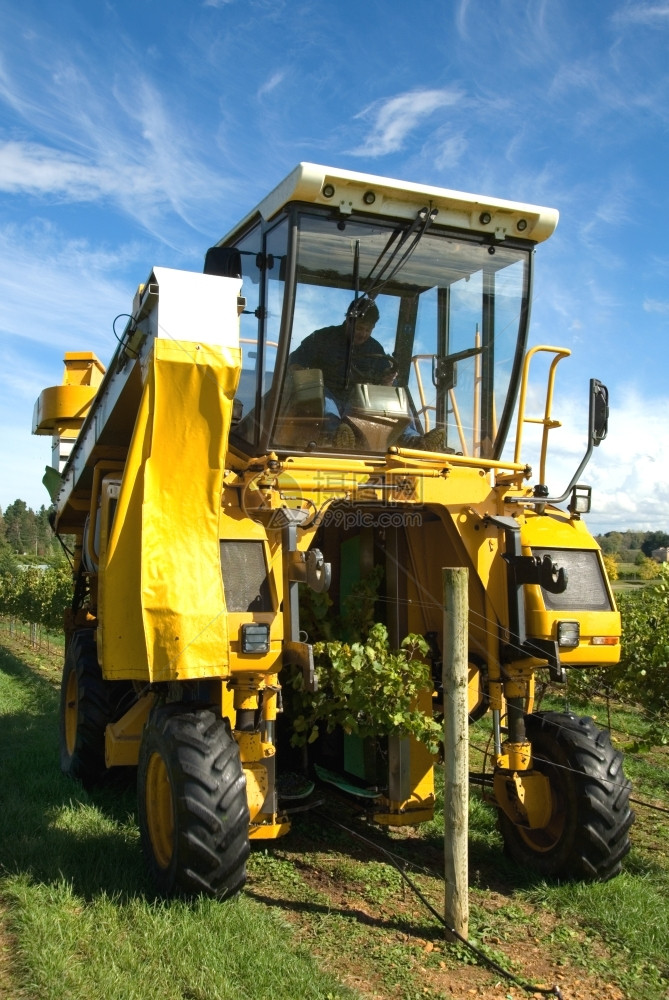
[1,611,666,815]
[0,614,63,655]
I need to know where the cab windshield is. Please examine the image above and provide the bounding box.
[235,211,532,461]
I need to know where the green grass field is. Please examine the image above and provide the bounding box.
[2,632,668,1000]
[0,639,355,1000]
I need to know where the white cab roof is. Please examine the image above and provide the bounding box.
[220,162,559,245]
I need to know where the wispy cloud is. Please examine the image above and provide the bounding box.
[0,141,121,199]
[612,2,669,26]
[644,299,669,314]
[257,70,286,100]
[349,88,464,157]
[454,0,560,69]
[0,41,232,238]
[0,222,142,513]
[431,132,468,171]
[0,221,136,351]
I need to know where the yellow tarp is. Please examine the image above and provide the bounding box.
[99,339,241,681]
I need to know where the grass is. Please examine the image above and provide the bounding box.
[2,634,669,999]
[3,876,358,1000]
[0,642,356,1000]
[467,698,669,999]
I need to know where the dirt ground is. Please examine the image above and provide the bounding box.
[246,811,630,1000]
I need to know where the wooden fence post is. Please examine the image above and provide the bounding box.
[443,566,469,940]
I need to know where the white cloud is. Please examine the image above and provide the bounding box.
[521,387,669,532]
[258,71,285,99]
[0,141,119,199]
[612,3,669,26]
[0,223,143,514]
[455,0,472,39]
[0,429,56,514]
[0,47,233,237]
[432,133,468,171]
[644,299,669,314]
[0,221,135,351]
[350,88,464,157]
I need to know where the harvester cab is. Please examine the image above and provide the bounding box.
[33,163,632,899]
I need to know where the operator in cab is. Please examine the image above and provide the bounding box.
[287,296,397,412]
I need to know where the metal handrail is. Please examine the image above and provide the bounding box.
[513,345,571,479]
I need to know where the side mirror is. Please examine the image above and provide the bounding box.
[203,246,242,279]
[511,378,610,510]
[591,379,609,446]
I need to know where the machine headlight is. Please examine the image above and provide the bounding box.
[241,623,271,654]
[557,620,580,648]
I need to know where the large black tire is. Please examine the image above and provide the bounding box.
[137,705,250,899]
[60,629,133,788]
[498,712,634,881]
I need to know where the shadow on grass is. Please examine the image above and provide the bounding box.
[245,886,449,943]
[0,644,150,903]
[273,786,647,903]
[285,802,526,898]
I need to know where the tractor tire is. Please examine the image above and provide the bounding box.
[60,629,133,788]
[137,705,250,899]
[498,711,634,881]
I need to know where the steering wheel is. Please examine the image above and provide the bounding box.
[350,353,398,383]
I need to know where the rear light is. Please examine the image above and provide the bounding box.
[591,636,618,646]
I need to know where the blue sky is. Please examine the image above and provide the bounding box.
[1,0,668,533]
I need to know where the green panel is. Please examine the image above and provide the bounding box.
[339,535,361,602]
[343,733,366,780]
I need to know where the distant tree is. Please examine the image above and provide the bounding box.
[598,531,623,555]
[35,505,58,559]
[602,553,619,580]
[0,508,16,573]
[0,499,62,561]
[623,530,646,550]
[637,555,661,580]
[641,531,669,558]
[3,499,40,554]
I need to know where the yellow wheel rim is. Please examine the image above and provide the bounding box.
[145,752,175,869]
[64,668,79,757]
[516,779,566,853]
[517,812,566,852]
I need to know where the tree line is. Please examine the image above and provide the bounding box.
[595,529,669,559]
[595,530,669,582]
[0,499,64,569]
[0,499,72,630]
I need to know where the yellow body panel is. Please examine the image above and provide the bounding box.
[32,384,99,434]
[248,821,291,840]
[32,352,107,452]
[99,339,241,682]
[105,693,156,767]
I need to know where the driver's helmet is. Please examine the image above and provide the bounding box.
[346,296,379,325]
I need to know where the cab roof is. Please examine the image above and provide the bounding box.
[219,162,559,246]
